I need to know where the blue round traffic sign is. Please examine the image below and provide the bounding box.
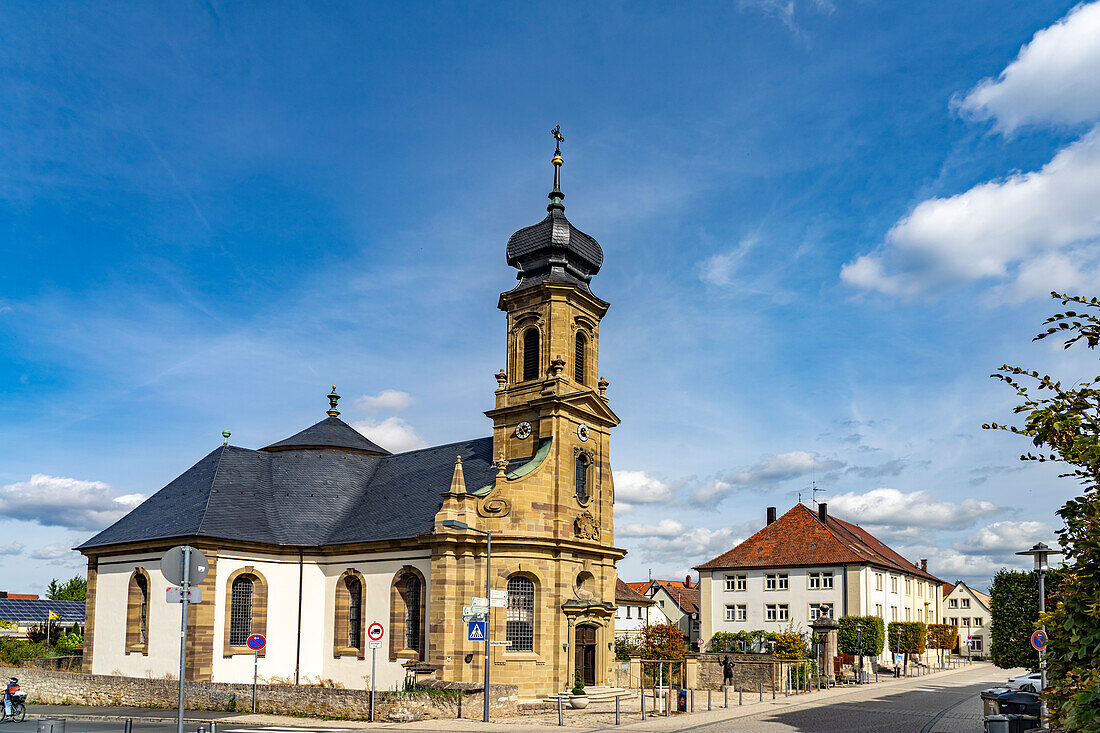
[246,633,266,651]
[1030,629,1047,652]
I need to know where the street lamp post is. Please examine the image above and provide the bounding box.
[442,519,492,723]
[1015,542,1062,696]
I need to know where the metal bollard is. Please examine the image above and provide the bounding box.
[615,695,620,726]
[739,685,742,706]
[665,687,670,717]
[210,723,217,733]
[772,683,776,700]
[759,682,763,702]
[708,688,711,711]
[724,686,728,708]
[875,671,878,684]
[690,689,694,712]
[558,694,563,726]
[641,688,646,721]
[123,720,133,733]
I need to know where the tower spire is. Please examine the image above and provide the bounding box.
[326,385,341,417]
[548,125,565,212]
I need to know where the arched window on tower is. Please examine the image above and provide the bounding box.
[229,576,254,646]
[506,576,535,652]
[126,568,151,655]
[575,332,587,384]
[575,453,590,503]
[523,328,540,381]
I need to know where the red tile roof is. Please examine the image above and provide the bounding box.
[694,503,946,584]
[667,587,700,615]
[615,578,654,605]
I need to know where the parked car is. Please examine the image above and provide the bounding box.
[1006,672,1042,692]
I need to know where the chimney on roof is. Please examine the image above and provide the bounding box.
[818,502,828,523]
[766,507,777,525]
[685,575,692,588]
[920,559,928,572]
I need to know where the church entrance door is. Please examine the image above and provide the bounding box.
[575,624,597,687]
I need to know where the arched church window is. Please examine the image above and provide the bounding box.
[523,328,540,381]
[137,574,148,644]
[575,453,590,503]
[575,332,587,384]
[126,568,151,654]
[404,576,422,652]
[346,576,362,649]
[506,576,534,652]
[229,576,254,646]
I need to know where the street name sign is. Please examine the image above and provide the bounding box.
[489,640,510,647]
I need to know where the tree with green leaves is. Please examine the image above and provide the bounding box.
[926,623,957,666]
[838,616,884,678]
[887,621,926,670]
[45,575,87,601]
[988,568,1062,670]
[985,292,1100,731]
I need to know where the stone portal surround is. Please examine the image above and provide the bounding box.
[1,666,517,721]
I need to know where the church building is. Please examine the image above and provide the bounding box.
[77,134,625,697]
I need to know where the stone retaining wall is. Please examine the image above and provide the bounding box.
[21,656,82,672]
[0,667,517,721]
[696,653,780,691]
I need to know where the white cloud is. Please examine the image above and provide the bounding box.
[955,520,1055,556]
[844,3,1100,299]
[351,417,428,453]
[29,543,76,561]
[842,127,1100,297]
[614,470,676,504]
[356,389,414,412]
[828,487,998,530]
[698,237,757,286]
[956,2,1100,131]
[0,542,24,556]
[618,519,688,538]
[626,524,749,567]
[0,474,146,531]
[692,451,844,503]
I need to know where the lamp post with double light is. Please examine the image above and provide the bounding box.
[441,519,492,723]
[1015,542,1062,695]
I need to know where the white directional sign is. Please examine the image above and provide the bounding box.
[490,597,505,607]
[462,614,485,622]
[166,586,203,603]
[489,590,506,601]
[470,596,488,607]
[463,605,488,616]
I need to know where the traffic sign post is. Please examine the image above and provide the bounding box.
[247,634,266,712]
[367,623,384,721]
[160,545,208,733]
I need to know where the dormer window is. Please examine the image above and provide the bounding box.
[522,328,540,381]
[575,332,587,384]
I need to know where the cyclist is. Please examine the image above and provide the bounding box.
[3,677,17,718]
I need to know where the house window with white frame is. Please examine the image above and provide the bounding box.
[777,603,789,621]
[725,574,746,591]
[809,602,833,620]
[961,598,970,608]
[875,573,883,591]
[876,603,883,617]
[949,598,958,608]
[891,576,898,593]
[971,637,983,652]
[778,573,788,590]
[822,571,833,588]
[905,578,912,594]
[809,572,821,589]
[905,607,911,621]
[765,603,778,621]
[974,617,983,627]
[766,574,777,590]
[962,617,970,627]
[890,606,897,621]
[725,605,736,621]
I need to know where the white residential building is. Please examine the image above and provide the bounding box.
[614,579,659,639]
[942,581,992,658]
[696,503,946,664]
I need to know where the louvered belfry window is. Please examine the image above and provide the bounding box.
[575,454,589,503]
[229,576,254,645]
[506,576,534,652]
[575,333,586,384]
[347,576,362,648]
[522,328,540,381]
[404,576,421,652]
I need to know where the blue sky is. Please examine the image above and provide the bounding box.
[2,1,1099,595]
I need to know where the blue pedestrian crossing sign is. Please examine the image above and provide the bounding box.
[467,620,485,641]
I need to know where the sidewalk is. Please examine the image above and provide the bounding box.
[25,663,1002,732]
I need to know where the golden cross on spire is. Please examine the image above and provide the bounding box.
[549,125,564,207]
[551,125,564,156]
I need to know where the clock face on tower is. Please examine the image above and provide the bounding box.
[577,423,590,442]
[514,421,532,440]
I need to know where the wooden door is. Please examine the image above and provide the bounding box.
[575,625,597,686]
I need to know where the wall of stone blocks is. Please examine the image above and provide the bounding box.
[695,654,780,691]
[1,666,517,721]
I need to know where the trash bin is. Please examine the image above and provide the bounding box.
[984,714,1011,733]
[981,687,1009,717]
[677,689,688,712]
[997,691,1042,718]
[36,718,67,733]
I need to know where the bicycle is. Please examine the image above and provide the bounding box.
[1,692,26,723]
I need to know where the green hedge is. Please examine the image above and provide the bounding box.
[708,630,777,653]
[989,568,1063,670]
[887,622,927,655]
[838,616,884,656]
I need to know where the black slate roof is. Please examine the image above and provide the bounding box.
[77,435,499,551]
[262,416,390,455]
[506,207,603,293]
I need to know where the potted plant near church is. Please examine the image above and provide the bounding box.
[569,672,589,709]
